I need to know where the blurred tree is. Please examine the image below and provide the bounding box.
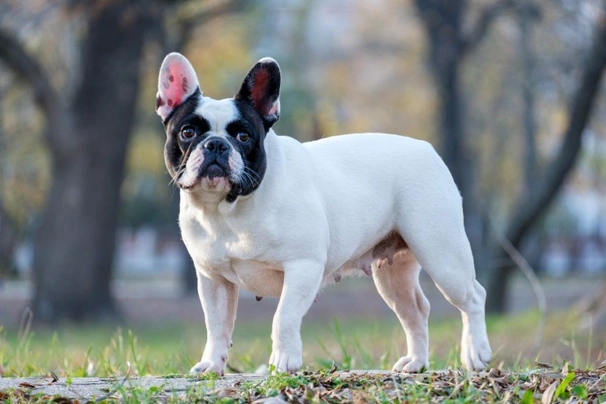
[0,1,51,279]
[0,0,251,322]
[1,0,154,322]
[517,2,539,201]
[0,89,16,277]
[0,198,17,278]
[413,0,606,312]
[487,2,606,312]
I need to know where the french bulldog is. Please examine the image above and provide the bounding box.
[155,53,492,375]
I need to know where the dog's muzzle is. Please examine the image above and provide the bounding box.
[203,137,230,155]
[200,137,232,178]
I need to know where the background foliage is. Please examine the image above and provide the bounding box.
[0,0,605,326]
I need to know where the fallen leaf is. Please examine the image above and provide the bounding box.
[50,372,59,383]
[252,395,288,403]
[535,362,553,369]
[542,380,558,404]
[18,382,38,389]
[487,367,502,378]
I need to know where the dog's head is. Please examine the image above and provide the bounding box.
[156,53,281,202]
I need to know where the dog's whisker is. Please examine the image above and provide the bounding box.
[241,166,260,189]
[168,144,195,187]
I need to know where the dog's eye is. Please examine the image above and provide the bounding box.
[180,127,196,140]
[236,132,250,142]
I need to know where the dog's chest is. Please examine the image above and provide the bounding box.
[180,210,285,296]
[181,214,250,265]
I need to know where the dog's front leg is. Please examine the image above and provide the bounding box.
[190,273,239,375]
[270,259,323,373]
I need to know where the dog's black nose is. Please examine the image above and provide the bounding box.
[203,137,230,154]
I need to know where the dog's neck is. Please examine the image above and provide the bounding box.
[182,188,229,213]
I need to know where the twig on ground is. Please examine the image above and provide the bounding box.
[85,361,134,403]
[489,220,546,351]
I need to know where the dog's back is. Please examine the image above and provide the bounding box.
[282,133,464,271]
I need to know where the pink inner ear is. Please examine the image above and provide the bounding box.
[251,69,270,113]
[160,63,192,109]
[267,99,279,117]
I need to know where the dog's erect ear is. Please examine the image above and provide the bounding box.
[235,58,281,127]
[156,53,200,121]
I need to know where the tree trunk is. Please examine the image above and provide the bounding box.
[414,0,485,270]
[519,3,539,200]
[31,0,151,323]
[0,205,17,277]
[415,0,467,193]
[0,93,17,277]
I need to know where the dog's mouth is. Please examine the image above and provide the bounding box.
[203,163,228,179]
[180,162,234,191]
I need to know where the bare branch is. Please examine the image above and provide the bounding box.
[177,0,250,26]
[519,2,539,198]
[461,0,515,55]
[171,0,251,53]
[489,218,545,351]
[0,28,66,150]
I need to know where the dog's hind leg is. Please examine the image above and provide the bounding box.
[393,155,492,371]
[424,252,491,371]
[372,250,430,372]
[402,223,492,371]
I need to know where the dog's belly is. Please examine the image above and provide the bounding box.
[231,260,284,297]
[331,231,410,279]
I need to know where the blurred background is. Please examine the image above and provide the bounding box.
[0,0,605,365]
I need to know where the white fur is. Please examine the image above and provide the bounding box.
[196,97,239,132]
[179,147,205,188]
[180,130,492,374]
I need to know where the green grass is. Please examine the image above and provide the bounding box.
[0,308,604,378]
[1,308,605,402]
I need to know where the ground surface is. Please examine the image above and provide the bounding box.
[1,367,605,403]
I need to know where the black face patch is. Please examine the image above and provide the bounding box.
[163,89,204,181]
[162,93,270,202]
[224,99,269,201]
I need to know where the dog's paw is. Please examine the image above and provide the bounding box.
[392,356,428,373]
[269,350,302,373]
[461,341,492,371]
[189,360,226,376]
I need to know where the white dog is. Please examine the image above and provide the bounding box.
[155,53,492,375]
